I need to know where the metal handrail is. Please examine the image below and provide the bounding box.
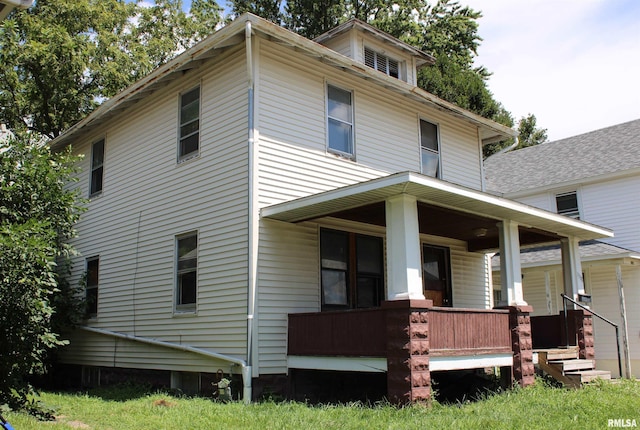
[561,293,622,378]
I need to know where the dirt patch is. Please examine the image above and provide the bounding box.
[152,398,177,408]
[54,416,90,429]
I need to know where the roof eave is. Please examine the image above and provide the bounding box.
[261,171,613,242]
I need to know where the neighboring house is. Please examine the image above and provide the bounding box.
[485,119,640,378]
[50,14,613,403]
[0,0,32,20]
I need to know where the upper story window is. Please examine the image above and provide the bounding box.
[179,86,200,161]
[364,47,399,79]
[327,84,354,158]
[420,119,440,178]
[176,232,198,312]
[85,256,99,318]
[90,139,104,196]
[556,191,580,219]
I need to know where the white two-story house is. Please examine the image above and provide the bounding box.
[485,119,640,378]
[51,14,613,403]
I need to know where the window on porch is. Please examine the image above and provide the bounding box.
[320,229,384,311]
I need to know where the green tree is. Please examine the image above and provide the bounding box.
[0,0,222,140]
[0,135,84,412]
[516,113,547,148]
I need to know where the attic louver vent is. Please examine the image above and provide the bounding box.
[364,47,399,79]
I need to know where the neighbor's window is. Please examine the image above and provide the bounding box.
[364,47,399,78]
[179,86,200,161]
[556,191,580,218]
[90,139,104,196]
[176,232,198,311]
[327,84,354,157]
[320,229,384,310]
[86,257,99,318]
[420,119,440,178]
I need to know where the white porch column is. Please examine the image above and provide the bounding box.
[498,220,527,306]
[385,194,425,300]
[560,237,585,303]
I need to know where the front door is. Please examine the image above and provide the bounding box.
[422,244,452,306]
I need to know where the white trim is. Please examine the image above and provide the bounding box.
[287,356,387,372]
[429,353,513,371]
[287,354,513,372]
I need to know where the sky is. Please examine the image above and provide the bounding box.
[463,0,640,141]
[170,0,639,141]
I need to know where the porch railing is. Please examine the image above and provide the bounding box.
[561,293,622,378]
[288,306,512,358]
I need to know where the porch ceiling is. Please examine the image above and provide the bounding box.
[260,172,613,252]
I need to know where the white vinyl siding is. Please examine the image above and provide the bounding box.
[61,49,250,369]
[258,39,483,191]
[579,176,640,251]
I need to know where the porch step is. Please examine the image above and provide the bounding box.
[536,348,611,388]
[549,359,595,372]
[538,347,579,361]
[566,370,612,384]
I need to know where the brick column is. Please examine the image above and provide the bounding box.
[571,309,595,360]
[382,300,433,405]
[504,305,535,387]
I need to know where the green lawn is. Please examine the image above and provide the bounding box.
[4,379,639,430]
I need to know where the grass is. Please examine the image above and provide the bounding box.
[3,379,639,429]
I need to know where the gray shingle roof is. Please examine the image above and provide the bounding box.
[492,240,639,269]
[485,119,640,195]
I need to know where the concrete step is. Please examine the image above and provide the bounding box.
[566,370,612,383]
[549,359,596,372]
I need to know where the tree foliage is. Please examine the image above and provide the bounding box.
[0,136,84,411]
[0,0,222,140]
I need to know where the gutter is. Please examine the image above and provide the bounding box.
[80,326,252,402]
[245,18,257,403]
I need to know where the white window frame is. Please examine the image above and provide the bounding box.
[90,138,105,197]
[326,83,355,159]
[419,118,441,178]
[85,256,99,318]
[178,85,201,162]
[555,191,580,219]
[364,47,399,79]
[175,231,198,313]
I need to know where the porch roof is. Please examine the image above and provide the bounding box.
[261,172,613,251]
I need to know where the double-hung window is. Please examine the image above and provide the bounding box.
[176,232,198,311]
[179,86,200,161]
[320,229,384,310]
[556,191,580,219]
[327,85,354,157]
[364,47,399,79]
[420,119,440,178]
[90,139,104,196]
[86,257,99,318]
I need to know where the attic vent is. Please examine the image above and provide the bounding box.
[364,47,399,79]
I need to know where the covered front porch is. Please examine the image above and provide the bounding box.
[261,172,613,403]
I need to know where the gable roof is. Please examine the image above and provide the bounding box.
[485,119,640,195]
[50,13,514,150]
[313,18,435,68]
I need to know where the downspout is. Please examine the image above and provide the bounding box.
[245,18,257,404]
[80,326,247,368]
